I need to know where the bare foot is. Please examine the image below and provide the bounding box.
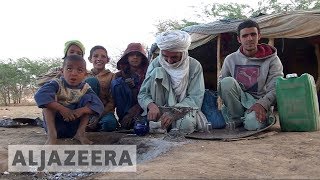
[45,137,58,145]
[74,133,93,145]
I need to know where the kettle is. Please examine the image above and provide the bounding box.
[134,117,149,136]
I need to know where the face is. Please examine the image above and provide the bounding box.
[66,45,83,57]
[89,49,109,71]
[237,27,261,56]
[161,50,182,64]
[127,52,143,68]
[62,60,87,87]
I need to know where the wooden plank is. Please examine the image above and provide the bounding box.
[217,34,223,110]
[268,38,274,46]
[314,44,320,91]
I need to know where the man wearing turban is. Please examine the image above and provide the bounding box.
[138,30,207,134]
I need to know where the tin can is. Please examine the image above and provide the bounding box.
[206,122,212,132]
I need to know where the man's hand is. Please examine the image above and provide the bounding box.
[159,112,174,129]
[248,103,267,122]
[147,103,160,121]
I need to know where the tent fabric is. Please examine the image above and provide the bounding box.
[183,19,241,35]
[189,33,216,50]
[258,10,320,38]
[182,10,320,49]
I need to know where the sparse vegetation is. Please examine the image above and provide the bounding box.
[154,0,320,33]
[0,57,62,106]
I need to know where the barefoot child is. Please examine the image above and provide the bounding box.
[34,55,104,144]
[85,45,118,132]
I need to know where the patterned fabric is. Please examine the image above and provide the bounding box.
[87,69,115,115]
[53,78,90,106]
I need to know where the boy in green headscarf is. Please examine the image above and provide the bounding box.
[36,40,85,86]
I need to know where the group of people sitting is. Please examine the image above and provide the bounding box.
[34,19,284,145]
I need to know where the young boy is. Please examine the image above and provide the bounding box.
[34,55,104,144]
[86,45,118,132]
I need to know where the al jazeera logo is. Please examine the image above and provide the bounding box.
[8,145,136,172]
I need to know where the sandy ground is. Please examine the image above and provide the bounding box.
[1,105,320,179]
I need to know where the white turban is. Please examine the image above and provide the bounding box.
[156,30,192,102]
[156,30,191,52]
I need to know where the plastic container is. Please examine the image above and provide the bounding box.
[276,73,320,131]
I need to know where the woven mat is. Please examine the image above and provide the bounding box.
[185,116,277,141]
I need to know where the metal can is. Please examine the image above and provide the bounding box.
[206,122,212,132]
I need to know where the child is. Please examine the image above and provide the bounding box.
[111,43,149,129]
[36,40,85,86]
[85,45,118,132]
[34,55,104,145]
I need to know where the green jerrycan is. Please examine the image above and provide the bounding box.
[276,73,320,131]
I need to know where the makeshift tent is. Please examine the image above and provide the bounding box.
[152,10,320,91]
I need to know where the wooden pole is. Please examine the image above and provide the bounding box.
[217,34,223,110]
[217,34,221,81]
[268,38,274,47]
[314,44,320,92]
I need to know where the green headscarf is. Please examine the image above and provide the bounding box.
[63,40,85,58]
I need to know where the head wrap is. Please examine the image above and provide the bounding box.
[117,43,148,70]
[156,30,192,102]
[155,30,191,52]
[63,40,85,58]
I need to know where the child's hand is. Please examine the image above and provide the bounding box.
[87,116,100,131]
[60,107,76,121]
[121,114,134,129]
[125,78,135,88]
[73,109,85,119]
